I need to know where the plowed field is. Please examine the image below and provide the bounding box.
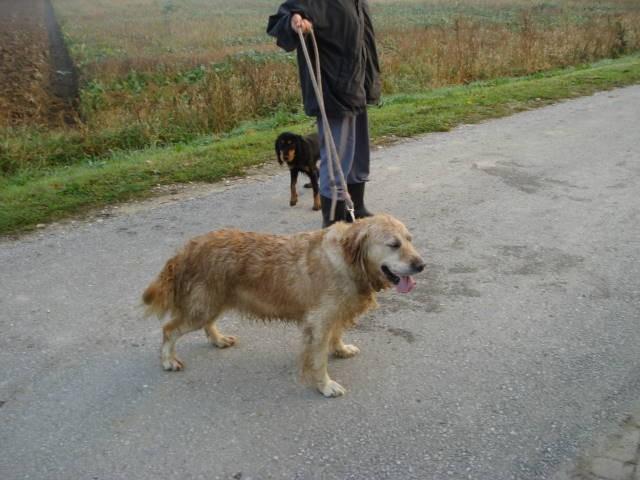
[0,0,77,127]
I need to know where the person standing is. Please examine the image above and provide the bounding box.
[267,0,381,227]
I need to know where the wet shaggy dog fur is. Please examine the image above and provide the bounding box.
[143,214,425,397]
[275,131,321,211]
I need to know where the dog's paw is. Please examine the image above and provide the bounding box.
[289,199,298,207]
[162,357,184,371]
[312,203,321,211]
[334,344,360,359]
[319,380,346,398]
[212,335,237,349]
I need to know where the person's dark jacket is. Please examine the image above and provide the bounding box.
[267,0,381,117]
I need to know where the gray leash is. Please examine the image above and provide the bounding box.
[296,27,355,223]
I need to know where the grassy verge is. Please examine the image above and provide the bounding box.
[1,54,639,235]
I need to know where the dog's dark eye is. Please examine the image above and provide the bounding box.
[388,240,401,249]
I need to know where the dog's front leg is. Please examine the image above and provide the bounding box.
[289,169,299,206]
[301,314,346,397]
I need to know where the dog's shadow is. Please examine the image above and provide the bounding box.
[153,322,365,400]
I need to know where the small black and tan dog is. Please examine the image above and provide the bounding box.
[275,132,321,211]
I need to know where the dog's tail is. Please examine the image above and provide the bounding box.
[142,258,177,319]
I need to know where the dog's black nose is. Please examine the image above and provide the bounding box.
[412,260,425,273]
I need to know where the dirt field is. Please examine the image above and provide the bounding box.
[0,0,77,127]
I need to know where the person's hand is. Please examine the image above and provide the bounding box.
[291,13,312,34]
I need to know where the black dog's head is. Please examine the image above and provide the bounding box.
[275,132,303,165]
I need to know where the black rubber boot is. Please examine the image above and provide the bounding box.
[347,182,373,219]
[321,195,347,228]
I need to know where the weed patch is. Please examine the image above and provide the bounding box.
[1,54,639,234]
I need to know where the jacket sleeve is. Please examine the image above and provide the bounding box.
[266,1,310,52]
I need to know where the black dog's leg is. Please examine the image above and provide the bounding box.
[309,170,321,211]
[290,169,299,207]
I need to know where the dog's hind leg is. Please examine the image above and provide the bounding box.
[204,320,237,349]
[161,316,198,371]
[301,313,346,398]
[330,325,360,359]
[200,303,236,348]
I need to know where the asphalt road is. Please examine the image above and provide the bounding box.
[1,86,640,480]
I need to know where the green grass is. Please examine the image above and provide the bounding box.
[1,54,639,235]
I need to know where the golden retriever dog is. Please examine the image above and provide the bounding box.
[142,214,424,397]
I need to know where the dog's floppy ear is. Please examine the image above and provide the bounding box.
[275,138,283,165]
[342,220,386,291]
[342,221,369,266]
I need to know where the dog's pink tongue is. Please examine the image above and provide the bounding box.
[396,276,416,294]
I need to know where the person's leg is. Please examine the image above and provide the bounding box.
[347,109,373,218]
[318,115,356,227]
[346,110,370,185]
